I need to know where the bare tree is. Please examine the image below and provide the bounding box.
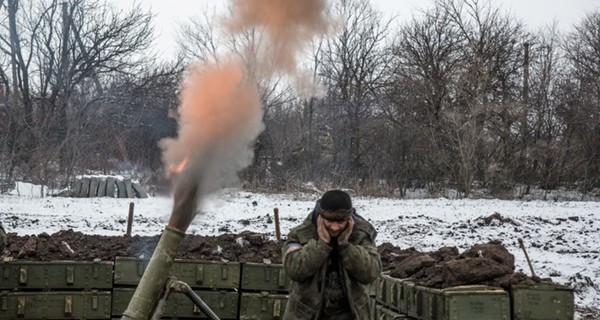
[0,0,155,189]
[318,0,393,186]
[561,10,600,194]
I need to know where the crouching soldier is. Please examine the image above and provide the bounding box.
[282,190,381,320]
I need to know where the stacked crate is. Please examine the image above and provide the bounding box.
[239,262,289,319]
[375,273,574,320]
[111,257,240,319]
[0,261,113,319]
[375,274,416,319]
[510,284,574,320]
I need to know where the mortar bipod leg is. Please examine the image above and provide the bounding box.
[150,277,176,320]
[169,279,221,320]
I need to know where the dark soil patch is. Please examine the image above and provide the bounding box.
[2,230,548,290]
[3,229,283,263]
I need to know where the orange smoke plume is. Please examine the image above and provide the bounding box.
[161,0,332,232]
[226,0,332,77]
[161,62,264,231]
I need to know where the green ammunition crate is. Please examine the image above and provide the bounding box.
[111,287,239,319]
[241,262,289,292]
[369,275,378,297]
[371,297,376,320]
[239,291,288,319]
[379,305,413,320]
[376,276,385,304]
[0,290,111,319]
[511,284,574,320]
[113,257,240,289]
[380,274,406,312]
[0,261,113,290]
[417,285,510,320]
[403,281,418,318]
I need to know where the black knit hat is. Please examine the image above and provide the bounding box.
[319,190,353,220]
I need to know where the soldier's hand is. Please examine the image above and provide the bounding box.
[338,216,354,246]
[317,215,331,244]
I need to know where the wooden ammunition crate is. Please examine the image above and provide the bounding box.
[111,287,239,319]
[113,257,240,290]
[379,274,407,312]
[241,262,289,292]
[416,285,510,320]
[239,291,288,320]
[0,290,111,319]
[378,304,415,319]
[511,283,574,320]
[0,261,113,291]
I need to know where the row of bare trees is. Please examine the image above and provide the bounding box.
[1,0,599,198]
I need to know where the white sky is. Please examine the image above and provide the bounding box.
[112,0,600,59]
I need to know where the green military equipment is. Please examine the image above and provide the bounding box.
[114,256,241,289]
[511,283,574,320]
[0,290,111,319]
[239,291,288,320]
[380,274,406,312]
[0,261,113,290]
[120,225,184,320]
[241,262,288,292]
[112,288,238,319]
[0,224,6,253]
[403,281,418,317]
[378,305,414,320]
[416,285,510,320]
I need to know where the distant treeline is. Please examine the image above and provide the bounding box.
[0,0,598,198]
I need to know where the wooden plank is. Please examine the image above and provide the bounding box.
[115,180,127,198]
[124,179,134,198]
[79,178,91,197]
[97,179,107,197]
[106,177,117,198]
[132,183,148,198]
[89,178,99,197]
[71,180,82,197]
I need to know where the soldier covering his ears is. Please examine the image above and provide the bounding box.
[282,190,381,319]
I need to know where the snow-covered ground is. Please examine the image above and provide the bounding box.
[1,182,599,318]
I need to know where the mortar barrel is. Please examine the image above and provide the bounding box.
[121,225,185,319]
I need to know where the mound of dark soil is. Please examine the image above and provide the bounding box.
[3,229,283,263]
[3,230,541,289]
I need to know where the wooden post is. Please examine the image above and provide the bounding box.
[518,238,537,278]
[126,202,135,236]
[274,208,281,241]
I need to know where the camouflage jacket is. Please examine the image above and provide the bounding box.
[282,211,381,319]
[0,224,5,253]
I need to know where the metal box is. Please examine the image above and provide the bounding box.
[0,290,111,319]
[380,274,406,312]
[378,305,413,319]
[113,257,240,289]
[111,287,239,319]
[417,285,510,320]
[241,262,289,292]
[511,284,574,320]
[239,291,288,320]
[0,261,113,290]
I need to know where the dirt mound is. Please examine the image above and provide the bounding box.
[3,229,283,263]
[3,230,543,289]
[378,240,543,289]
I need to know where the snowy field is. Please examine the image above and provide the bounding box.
[1,182,599,318]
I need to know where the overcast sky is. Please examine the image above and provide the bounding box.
[113,0,600,59]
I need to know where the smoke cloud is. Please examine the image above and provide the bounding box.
[162,0,332,232]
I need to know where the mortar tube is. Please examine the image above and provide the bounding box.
[121,225,185,320]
